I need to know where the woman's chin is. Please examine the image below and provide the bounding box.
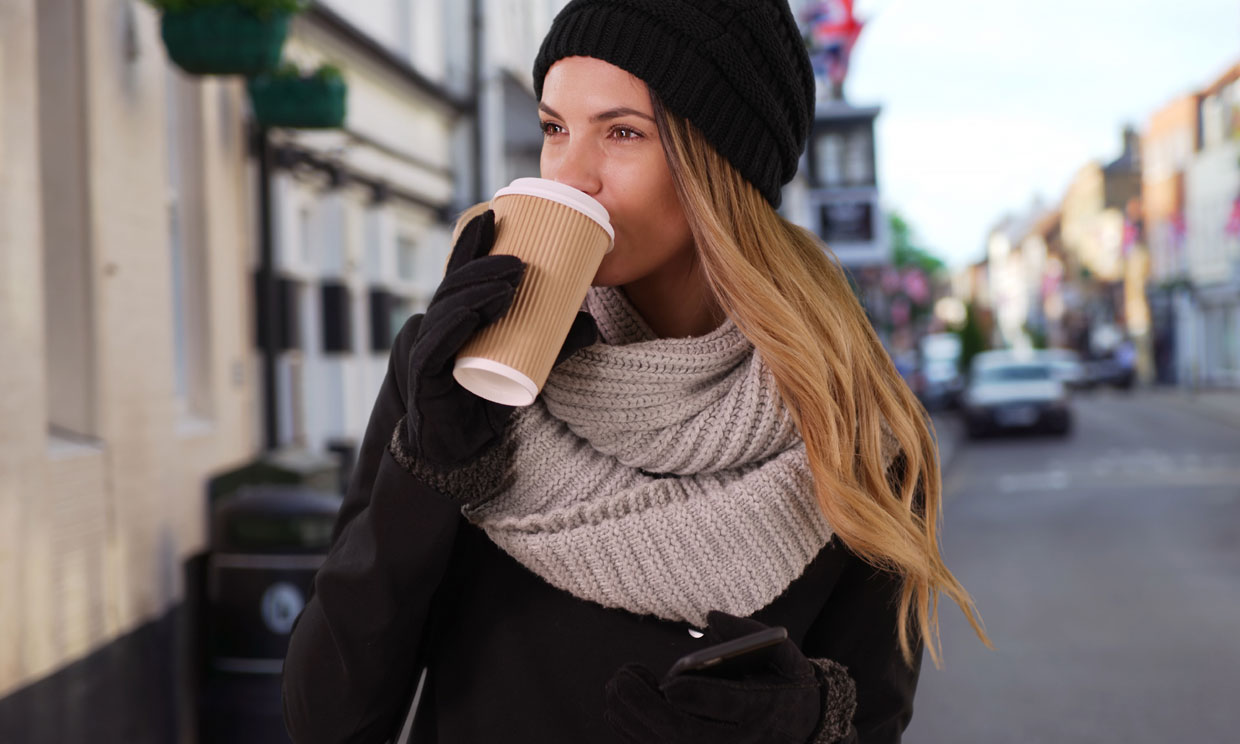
[590,262,630,288]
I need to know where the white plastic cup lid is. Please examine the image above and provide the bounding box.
[492,177,615,249]
[453,357,540,407]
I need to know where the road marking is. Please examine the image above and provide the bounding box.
[999,470,1070,493]
[991,469,1240,493]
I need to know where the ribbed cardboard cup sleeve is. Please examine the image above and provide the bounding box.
[453,194,612,405]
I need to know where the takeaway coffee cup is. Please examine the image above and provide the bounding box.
[453,178,615,406]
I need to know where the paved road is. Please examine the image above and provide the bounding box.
[906,391,1240,743]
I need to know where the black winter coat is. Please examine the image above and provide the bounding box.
[281,314,922,744]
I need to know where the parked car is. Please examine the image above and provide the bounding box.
[1037,348,1089,390]
[919,333,964,410]
[961,356,1072,438]
[1085,344,1137,390]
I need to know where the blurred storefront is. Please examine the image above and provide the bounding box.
[1181,62,1240,388]
[1142,93,1200,385]
[1059,126,1148,372]
[984,203,1049,351]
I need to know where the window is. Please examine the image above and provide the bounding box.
[811,120,876,188]
[815,133,843,187]
[38,0,96,442]
[165,65,212,420]
[300,206,315,265]
[396,235,419,282]
[843,128,873,184]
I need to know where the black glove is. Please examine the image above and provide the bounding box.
[406,209,597,471]
[605,611,852,744]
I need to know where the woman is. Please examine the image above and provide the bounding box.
[282,1,989,742]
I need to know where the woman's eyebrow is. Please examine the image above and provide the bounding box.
[539,102,655,123]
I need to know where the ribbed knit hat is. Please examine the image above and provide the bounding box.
[532,0,815,208]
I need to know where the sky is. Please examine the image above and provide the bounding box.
[842,0,1240,268]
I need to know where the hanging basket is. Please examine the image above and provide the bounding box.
[161,5,290,76]
[248,74,348,129]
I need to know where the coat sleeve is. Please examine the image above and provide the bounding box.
[801,545,923,744]
[282,313,464,744]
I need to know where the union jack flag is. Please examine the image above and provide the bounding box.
[802,0,864,86]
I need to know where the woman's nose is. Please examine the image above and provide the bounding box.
[546,140,602,196]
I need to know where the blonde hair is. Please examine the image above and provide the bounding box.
[451,96,990,667]
[648,94,990,667]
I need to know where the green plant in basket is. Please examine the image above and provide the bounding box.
[248,62,348,129]
[148,0,311,75]
[145,0,310,18]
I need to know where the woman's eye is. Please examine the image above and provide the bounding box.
[540,121,563,136]
[611,126,642,141]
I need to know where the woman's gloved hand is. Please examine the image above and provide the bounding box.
[604,611,856,744]
[406,209,597,471]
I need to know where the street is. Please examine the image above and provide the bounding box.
[906,391,1240,743]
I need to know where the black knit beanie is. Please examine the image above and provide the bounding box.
[532,0,815,208]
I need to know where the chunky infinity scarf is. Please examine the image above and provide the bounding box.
[461,286,837,627]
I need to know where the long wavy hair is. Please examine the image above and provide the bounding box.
[644,92,989,667]
[452,91,990,667]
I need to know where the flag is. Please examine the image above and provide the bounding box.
[1226,195,1240,238]
[1120,218,1138,257]
[1169,211,1187,274]
[1169,211,1186,245]
[802,0,864,86]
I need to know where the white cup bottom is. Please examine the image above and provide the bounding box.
[453,357,540,407]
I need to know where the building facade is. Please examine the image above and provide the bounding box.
[1181,63,1240,387]
[1,1,597,740]
[254,4,469,462]
[1059,127,1145,363]
[0,1,258,739]
[1142,93,1200,384]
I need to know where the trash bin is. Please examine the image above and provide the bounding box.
[196,450,343,744]
[206,484,341,673]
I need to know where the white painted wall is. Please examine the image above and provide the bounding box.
[1,0,258,697]
[1185,142,1240,287]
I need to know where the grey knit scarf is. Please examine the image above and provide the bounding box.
[460,286,839,628]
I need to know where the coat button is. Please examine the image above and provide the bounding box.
[687,628,704,639]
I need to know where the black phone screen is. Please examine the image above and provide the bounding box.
[666,626,788,678]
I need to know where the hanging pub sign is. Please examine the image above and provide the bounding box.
[819,200,874,243]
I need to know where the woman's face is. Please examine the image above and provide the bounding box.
[539,56,696,287]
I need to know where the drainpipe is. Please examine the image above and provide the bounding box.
[471,0,484,203]
[255,125,279,451]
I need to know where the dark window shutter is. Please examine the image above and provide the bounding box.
[254,274,302,351]
[369,288,393,352]
[321,281,352,353]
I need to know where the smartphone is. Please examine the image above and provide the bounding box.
[666,625,788,678]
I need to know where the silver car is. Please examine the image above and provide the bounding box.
[962,356,1073,438]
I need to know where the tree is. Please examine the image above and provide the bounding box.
[957,301,988,374]
[884,212,947,330]
[888,212,946,276]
